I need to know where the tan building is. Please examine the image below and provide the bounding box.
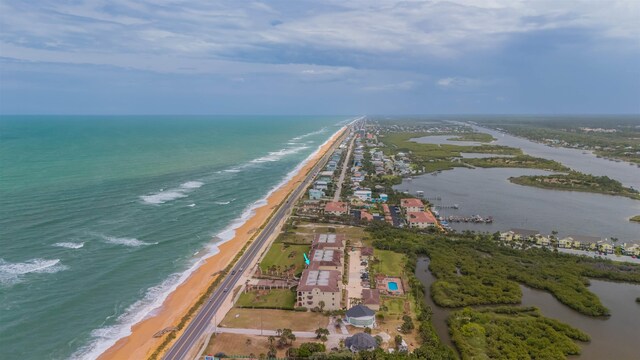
[297,269,341,310]
[309,248,342,271]
[400,198,424,213]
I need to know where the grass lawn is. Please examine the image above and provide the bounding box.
[236,289,296,309]
[205,333,323,358]
[373,249,406,277]
[259,243,309,274]
[381,296,406,315]
[220,308,329,331]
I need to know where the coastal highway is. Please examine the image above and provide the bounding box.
[162,122,354,360]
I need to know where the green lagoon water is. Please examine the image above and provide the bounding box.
[0,115,349,359]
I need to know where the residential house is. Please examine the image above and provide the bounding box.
[510,228,541,242]
[324,201,349,216]
[361,289,380,311]
[308,189,325,200]
[345,333,378,353]
[314,180,329,191]
[558,238,573,248]
[345,304,376,328]
[354,189,372,201]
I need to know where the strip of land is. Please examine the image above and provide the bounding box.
[509,171,640,200]
[98,126,348,360]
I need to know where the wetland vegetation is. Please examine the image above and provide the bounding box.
[509,171,640,200]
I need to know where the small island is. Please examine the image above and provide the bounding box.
[465,155,570,171]
[630,215,640,223]
[446,132,496,143]
[509,171,640,200]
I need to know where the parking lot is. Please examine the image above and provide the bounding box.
[345,248,369,308]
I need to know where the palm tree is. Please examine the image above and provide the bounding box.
[318,300,326,312]
[315,327,329,339]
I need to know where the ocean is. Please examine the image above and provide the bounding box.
[0,115,349,359]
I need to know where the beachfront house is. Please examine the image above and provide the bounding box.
[345,304,376,328]
[407,211,437,229]
[400,198,424,213]
[308,188,325,200]
[297,269,341,311]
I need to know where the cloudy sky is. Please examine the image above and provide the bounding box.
[1,0,639,114]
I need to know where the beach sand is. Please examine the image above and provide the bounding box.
[98,127,345,360]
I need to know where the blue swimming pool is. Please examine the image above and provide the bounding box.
[387,281,399,291]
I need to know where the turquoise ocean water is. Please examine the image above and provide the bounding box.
[0,115,349,359]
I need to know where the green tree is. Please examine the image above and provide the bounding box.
[315,327,330,339]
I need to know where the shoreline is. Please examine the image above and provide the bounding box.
[95,126,346,360]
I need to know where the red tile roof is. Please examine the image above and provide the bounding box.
[360,211,374,221]
[400,198,424,208]
[324,201,348,213]
[361,289,380,306]
[407,211,437,224]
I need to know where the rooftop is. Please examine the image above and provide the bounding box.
[510,228,540,237]
[400,198,424,208]
[325,201,348,213]
[310,248,342,266]
[361,289,380,306]
[407,211,437,224]
[345,333,377,351]
[298,269,340,292]
[347,304,375,318]
[313,233,345,249]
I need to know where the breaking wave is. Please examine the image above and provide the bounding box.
[53,242,85,249]
[140,181,204,205]
[101,235,157,247]
[0,258,68,286]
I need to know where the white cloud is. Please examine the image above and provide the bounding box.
[436,77,493,89]
[362,81,416,92]
[0,0,638,74]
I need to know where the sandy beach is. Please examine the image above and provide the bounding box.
[98,127,345,360]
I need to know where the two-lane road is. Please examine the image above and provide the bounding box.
[162,123,354,360]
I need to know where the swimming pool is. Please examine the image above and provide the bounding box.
[387,281,399,291]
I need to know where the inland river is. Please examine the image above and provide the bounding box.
[415,258,640,360]
[398,129,640,243]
